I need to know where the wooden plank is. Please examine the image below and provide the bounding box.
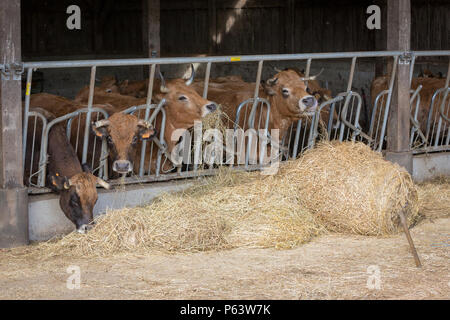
[0,0,29,248]
[386,0,412,171]
[284,0,295,53]
[144,0,160,57]
[0,0,23,188]
[208,0,217,54]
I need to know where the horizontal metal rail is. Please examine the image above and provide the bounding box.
[22,51,450,70]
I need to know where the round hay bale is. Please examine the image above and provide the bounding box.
[281,141,420,235]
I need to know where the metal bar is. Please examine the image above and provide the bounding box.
[346,57,357,92]
[378,56,399,152]
[138,63,157,177]
[437,60,450,124]
[24,51,450,70]
[22,68,33,168]
[81,66,96,164]
[203,61,212,99]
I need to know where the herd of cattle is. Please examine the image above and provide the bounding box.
[22,64,448,232]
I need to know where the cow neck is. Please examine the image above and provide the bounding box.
[164,120,178,152]
[266,94,297,141]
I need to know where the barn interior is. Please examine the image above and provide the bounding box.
[0,0,449,247]
[21,0,448,98]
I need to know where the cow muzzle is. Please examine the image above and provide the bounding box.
[299,95,318,116]
[113,160,132,174]
[202,103,218,117]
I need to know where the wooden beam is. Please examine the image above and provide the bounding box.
[0,0,29,248]
[144,0,160,57]
[142,0,160,78]
[385,0,413,173]
[285,0,295,53]
[208,0,217,55]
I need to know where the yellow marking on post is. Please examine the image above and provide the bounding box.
[26,83,31,96]
[230,57,241,62]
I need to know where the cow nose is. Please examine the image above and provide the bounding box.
[77,224,88,234]
[113,160,132,173]
[206,103,217,112]
[302,96,316,108]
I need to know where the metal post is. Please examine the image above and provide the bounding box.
[81,66,96,164]
[139,63,157,177]
[385,0,413,174]
[0,0,29,248]
[203,62,212,99]
[22,68,33,167]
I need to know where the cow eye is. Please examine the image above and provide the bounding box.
[282,88,290,97]
[70,198,79,207]
[106,135,113,144]
[131,136,138,145]
[178,95,187,101]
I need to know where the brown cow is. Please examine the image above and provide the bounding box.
[74,87,147,109]
[193,69,320,142]
[92,66,218,174]
[370,75,448,138]
[24,107,110,233]
[75,75,120,99]
[29,92,157,175]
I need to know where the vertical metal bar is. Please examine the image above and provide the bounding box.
[292,120,302,158]
[82,66,96,164]
[409,54,416,86]
[139,63,156,177]
[246,61,264,167]
[346,57,357,92]
[22,68,33,168]
[203,61,212,99]
[378,55,399,152]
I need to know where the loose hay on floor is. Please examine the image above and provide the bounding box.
[417,176,450,220]
[11,141,423,259]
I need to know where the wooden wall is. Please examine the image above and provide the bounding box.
[21,0,449,59]
[21,0,144,59]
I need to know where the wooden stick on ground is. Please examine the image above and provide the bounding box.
[398,209,422,268]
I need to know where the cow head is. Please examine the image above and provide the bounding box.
[48,164,111,233]
[262,69,321,119]
[92,113,157,174]
[97,75,120,93]
[154,65,218,147]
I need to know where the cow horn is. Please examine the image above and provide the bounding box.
[93,119,110,128]
[97,177,111,190]
[273,67,282,73]
[185,63,195,86]
[159,70,170,93]
[137,119,152,128]
[299,68,324,81]
[267,77,279,86]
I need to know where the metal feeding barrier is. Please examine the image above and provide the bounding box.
[21,50,450,192]
[370,54,450,154]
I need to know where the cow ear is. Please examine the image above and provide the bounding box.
[261,80,276,96]
[92,122,108,138]
[81,163,92,174]
[137,121,157,140]
[48,174,70,193]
